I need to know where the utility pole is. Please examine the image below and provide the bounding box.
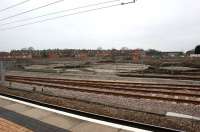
[0,61,5,84]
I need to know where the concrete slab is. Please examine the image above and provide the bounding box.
[70,122,119,132]
[0,107,68,132]
[0,117,32,132]
[3,103,33,113]
[0,96,139,132]
[41,113,83,130]
[23,108,53,120]
[0,98,14,107]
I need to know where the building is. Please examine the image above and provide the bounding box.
[190,54,200,57]
[0,52,10,59]
[76,52,88,60]
[132,49,145,63]
[161,52,184,58]
[96,50,112,58]
[48,52,59,59]
[186,50,195,56]
[186,46,200,57]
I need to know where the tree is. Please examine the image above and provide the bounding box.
[21,47,34,51]
[195,45,200,54]
[97,47,103,51]
[21,48,27,51]
[28,47,34,51]
[121,47,129,51]
[41,50,48,58]
[146,49,161,57]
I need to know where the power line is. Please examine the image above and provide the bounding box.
[0,0,120,27]
[0,1,136,31]
[0,0,31,13]
[0,0,64,21]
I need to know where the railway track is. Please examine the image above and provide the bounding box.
[0,92,183,132]
[6,75,200,93]
[117,73,200,81]
[6,75,200,88]
[6,77,200,97]
[5,75,200,105]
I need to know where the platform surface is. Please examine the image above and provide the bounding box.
[0,96,135,132]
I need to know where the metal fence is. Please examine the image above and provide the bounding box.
[0,61,5,84]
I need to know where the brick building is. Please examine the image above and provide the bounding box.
[132,49,145,63]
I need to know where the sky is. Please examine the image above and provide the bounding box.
[0,0,200,52]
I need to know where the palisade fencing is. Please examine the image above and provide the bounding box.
[0,61,5,84]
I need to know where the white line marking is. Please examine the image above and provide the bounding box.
[0,95,150,132]
[166,112,200,121]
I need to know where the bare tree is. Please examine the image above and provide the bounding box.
[97,46,103,51]
[121,47,129,50]
[28,47,34,51]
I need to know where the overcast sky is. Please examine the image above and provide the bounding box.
[0,0,200,52]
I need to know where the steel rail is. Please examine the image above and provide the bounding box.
[7,75,200,88]
[0,92,183,132]
[117,73,200,81]
[6,77,200,98]
[6,76,200,92]
[6,79,200,105]
[2,86,165,116]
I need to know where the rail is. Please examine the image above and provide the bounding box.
[0,92,183,132]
